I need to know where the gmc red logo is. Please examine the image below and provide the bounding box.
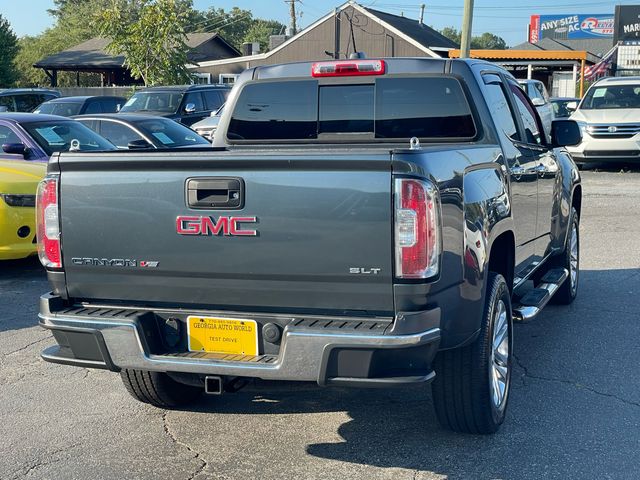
[176,216,258,236]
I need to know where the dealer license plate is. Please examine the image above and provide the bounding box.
[187,316,258,356]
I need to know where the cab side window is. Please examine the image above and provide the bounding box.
[509,82,544,146]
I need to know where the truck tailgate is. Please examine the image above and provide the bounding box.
[58,151,394,314]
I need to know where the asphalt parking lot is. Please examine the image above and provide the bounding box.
[1,168,639,480]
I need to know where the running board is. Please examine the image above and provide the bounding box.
[513,268,568,322]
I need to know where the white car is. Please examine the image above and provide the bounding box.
[518,79,554,140]
[568,76,640,165]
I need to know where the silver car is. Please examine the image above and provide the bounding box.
[191,104,225,141]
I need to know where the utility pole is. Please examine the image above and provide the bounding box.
[459,0,474,58]
[285,0,298,35]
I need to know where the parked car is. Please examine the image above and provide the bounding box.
[191,104,225,141]
[0,113,116,162]
[0,88,60,113]
[551,97,580,118]
[518,79,554,138]
[37,58,583,435]
[74,113,210,149]
[568,76,640,165]
[119,84,231,126]
[0,159,46,260]
[34,96,126,117]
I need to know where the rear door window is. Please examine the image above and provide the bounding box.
[0,96,15,111]
[202,90,224,111]
[510,82,544,145]
[228,77,475,141]
[83,101,102,114]
[483,80,518,141]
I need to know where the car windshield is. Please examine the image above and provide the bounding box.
[581,85,640,109]
[135,119,210,147]
[22,121,115,155]
[120,92,183,113]
[34,102,82,116]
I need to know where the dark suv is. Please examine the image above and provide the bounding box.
[34,96,126,117]
[119,84,231,126]
[0,88,60,112]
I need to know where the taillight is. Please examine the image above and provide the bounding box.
[311,59,386,77]
[394,178,440,279]
[36,177,62,269]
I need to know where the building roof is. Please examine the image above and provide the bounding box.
[196,2,455,70]
[363,7,459,50]
[34,33,241,70]
[510,38,612,63]
[449,48,591,62]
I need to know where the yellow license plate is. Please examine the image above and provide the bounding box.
[187,316,258,356]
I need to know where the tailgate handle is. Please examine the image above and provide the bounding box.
[186,178,244,209]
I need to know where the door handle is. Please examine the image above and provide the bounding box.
[186,177,244,209]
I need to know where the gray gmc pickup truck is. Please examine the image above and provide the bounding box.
[36,58,582,434]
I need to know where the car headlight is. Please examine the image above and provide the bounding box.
[575,121,589,136]
[0,194,36,207]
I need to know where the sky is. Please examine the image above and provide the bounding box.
[0,0,633,46]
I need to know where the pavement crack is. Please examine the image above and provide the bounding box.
[162,411,207,480]
[513,354,640,408]
[10,443,81,479]
[4,335,52,356]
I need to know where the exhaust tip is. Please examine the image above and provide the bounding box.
[204,376,223,395]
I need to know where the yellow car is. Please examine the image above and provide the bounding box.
[0,159,46,260]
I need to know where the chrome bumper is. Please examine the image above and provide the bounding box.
[39,294,440,386]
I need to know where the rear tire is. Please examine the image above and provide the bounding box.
[120,369,202,408]
[432,272,513,434]
[551,207,579,305]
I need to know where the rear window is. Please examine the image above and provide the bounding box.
[227,77,475,141]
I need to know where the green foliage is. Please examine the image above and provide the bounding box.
[97,0,192,86]
[439,27,508,50]
[0,15,19,87]
[14,0,111,87]
[189,7,285,53]
[14,0,284,87]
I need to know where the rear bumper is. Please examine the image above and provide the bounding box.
[39,293,440,387]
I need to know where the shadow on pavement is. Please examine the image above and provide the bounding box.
[179,268,640,479]
[0,256,47,333]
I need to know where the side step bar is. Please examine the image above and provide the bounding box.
[513,268,568,322]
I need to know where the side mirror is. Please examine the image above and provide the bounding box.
[184,102,196,114]
[531,97,545,107]
[127,139,153,150]
[566,101,578,112]
[551,120,582,147]
[2,142,27,156]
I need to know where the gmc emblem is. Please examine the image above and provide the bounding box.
[176,216,258,236]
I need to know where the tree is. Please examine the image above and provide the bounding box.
[473,32,507,50]
[0,15,19,87]
[243,19,286,53]
[97,0,193,86]
[438,27,508,50]
[14,0,112,87]
[189,7,285,53]
[439,26,461,46]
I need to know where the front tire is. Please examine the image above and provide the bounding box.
[551,207,579,305]
[120,369,202,408]
[432,272,513,434]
